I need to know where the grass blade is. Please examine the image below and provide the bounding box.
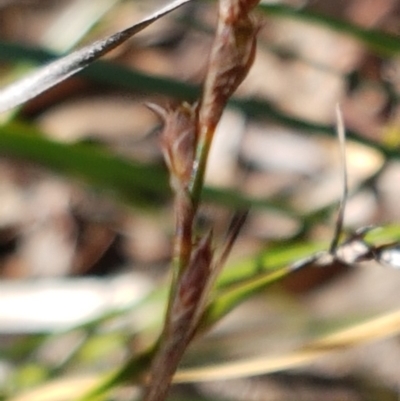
[0,121,292,212]
[0,121,169,207]
[0,0,193,113]
[175,308,400,383]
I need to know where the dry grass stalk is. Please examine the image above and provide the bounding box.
[174,307,400,383]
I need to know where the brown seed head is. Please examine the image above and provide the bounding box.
[148,102,198,191]
[199,13,258,132]
[170,232,213,328]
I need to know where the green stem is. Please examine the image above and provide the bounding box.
[189,126,213,207]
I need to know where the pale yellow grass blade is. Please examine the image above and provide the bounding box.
[175,308,400,383]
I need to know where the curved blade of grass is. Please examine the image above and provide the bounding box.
[0,40,200,100]
[175,307,400,383]
[200,266,292,331]
[0,121,292,212]
[0,0,193,113]
[216,241,326,288]
[0,121,169,207]
[203,223,400,329]
[260,4,400,57]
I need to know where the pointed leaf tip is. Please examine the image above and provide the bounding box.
[0,0,193,113]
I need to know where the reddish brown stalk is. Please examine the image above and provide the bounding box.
[144,2,260,400]
[191,0,260,199]
[143,233,212,401]
[144,102,203,401]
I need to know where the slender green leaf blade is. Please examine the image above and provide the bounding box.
[0,121,170,207]
[0,121,292,212]
[201,266,291,330]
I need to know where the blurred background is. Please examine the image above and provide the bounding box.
[1,0,400,400]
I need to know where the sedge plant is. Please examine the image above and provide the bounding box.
[142,1,260,400]
[2,1,400,401]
